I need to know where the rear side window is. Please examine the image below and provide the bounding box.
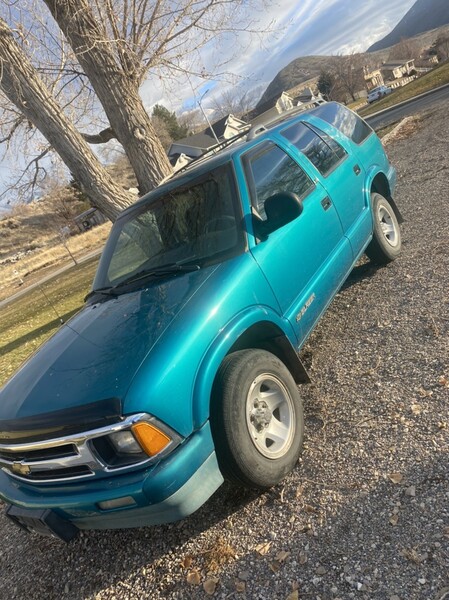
[244,143,314,217]
[281,122,347,177]
[310,102,372,144]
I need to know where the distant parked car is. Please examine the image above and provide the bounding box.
[367,85,392,104]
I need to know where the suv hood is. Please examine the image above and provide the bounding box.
[0,266,217,430]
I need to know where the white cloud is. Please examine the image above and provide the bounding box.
[139,0,416,113]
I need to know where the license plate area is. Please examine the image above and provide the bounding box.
[5,504,79,542]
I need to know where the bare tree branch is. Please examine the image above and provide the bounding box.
[81,127,116,144]
[0,145,50,202]
[0,16,135,219]
[0,0,271,217]
[0,114,25,146]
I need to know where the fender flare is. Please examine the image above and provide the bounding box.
[364,166,404,224]
[191,306,305,429]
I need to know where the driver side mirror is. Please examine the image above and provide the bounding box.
[253,192,303,239]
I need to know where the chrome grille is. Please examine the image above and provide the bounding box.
[0,413,180,484]
[0,443,77,462]
[23,465,94,481]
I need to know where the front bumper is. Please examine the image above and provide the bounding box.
[0,421,223,531]
[75,451,222,530]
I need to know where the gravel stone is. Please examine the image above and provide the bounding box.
[0,103,448,600]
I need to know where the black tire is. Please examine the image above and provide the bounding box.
[366,193,401,265]
[210,349,304,489]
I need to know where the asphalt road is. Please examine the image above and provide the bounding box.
[366,83,449,130]
[0,248,101,310]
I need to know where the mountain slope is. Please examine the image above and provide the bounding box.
[256,56,340,107]
[258,23,449,107]
[368,0,449,52]
[256,51,388,107]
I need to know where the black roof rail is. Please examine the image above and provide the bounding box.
[171,127,250,176]
[165,102,323,181]
[246,124,267,141]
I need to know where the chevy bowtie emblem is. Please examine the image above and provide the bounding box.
[11,462,31,476]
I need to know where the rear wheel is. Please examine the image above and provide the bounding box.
[366,193,401,264]
[210,349,304,489]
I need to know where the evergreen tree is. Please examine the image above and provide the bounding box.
[152,105,189,141]
[317,70,337,101]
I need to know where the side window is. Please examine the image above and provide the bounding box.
[310,102,372,144]
[245,143,314,218]
[281,122,347,177]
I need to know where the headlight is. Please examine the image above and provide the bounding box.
[109,430,143,454]
[107,423,172,456]
[90,414,180,469]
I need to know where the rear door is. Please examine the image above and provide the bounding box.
[280,120,370,258]
[241,141,352,342]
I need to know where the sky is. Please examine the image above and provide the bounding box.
[0,0,417,212]
[140,0,417,114]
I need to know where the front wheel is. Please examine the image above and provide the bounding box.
[366,193,402,265]
[210,349,304,489]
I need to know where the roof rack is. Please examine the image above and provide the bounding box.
[163,101,322,183]
[246,124,267,141]
[169,126,251,178]
[255,102,318,130]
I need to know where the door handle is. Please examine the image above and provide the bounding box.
[353,164,361,175]
[321,197,332,211]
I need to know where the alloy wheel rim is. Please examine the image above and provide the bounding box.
[378,204,399,247]
[246,374,295,459]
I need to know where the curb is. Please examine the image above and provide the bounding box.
[380,116,416,144]
[0,249,101,310]
[365,81,449,121]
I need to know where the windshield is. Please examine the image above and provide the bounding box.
[93,163,244,289]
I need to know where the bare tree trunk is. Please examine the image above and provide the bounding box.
[0,19,134,221]
[44,0,173,195]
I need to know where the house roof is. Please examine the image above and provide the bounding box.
[382,59,415,69]
[170,132,216,152]
[243,94,285,122]
[295,87,314,100]
[203,114,229,139]
[250,107,282,127]
[74,207,98,221]
[168,114,249,160]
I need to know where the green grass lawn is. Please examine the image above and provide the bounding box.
[0,258,98,388]
[359,60,449,117]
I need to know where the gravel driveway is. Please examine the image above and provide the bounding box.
[1,104,448,600]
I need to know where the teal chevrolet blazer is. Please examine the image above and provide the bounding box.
[0,103,402,541]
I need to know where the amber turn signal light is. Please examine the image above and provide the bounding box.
[132,422,171,456]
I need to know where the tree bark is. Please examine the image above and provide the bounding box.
[81,127,116,144]
[44,0,173,195]
[0,19,135,221]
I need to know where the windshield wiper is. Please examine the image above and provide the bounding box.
[84,287,117,302]
[114,263,200,289]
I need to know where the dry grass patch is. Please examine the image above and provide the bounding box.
[0,222,111,302]
[380,115,423,145]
